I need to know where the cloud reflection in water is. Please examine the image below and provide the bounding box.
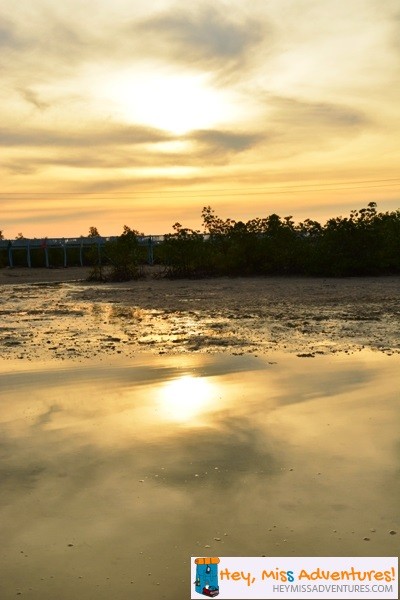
[0,352,399,600]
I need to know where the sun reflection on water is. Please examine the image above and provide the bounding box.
[158,375,216,424]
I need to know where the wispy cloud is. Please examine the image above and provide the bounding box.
[17,87,51,111]
[185,129,265,164]
[266,95,369,130]
[1,122,263,174]
[132,4,269,76]
[190,129,264,152]
[242,95,373,160]
[0,123,172,148]
[0,18,24,50]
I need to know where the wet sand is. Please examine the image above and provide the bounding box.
[0,269,399,599]
[1,268,399,360]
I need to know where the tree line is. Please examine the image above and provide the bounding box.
[2,202,400,278]
[157,202,400,278]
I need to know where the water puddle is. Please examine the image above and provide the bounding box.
[0,352,399,599]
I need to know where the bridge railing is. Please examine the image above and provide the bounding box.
[0,235,166,268]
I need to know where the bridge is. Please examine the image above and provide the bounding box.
[0,236,165,268]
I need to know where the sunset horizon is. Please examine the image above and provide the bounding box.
[1,2,399,593]
[2,0,399,239]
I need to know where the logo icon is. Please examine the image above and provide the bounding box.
[194,557,220,597]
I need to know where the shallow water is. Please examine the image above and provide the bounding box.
[0,352,399,599]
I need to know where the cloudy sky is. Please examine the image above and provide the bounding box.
[1,0,399,238]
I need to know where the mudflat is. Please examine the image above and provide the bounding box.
[1,267,399,360]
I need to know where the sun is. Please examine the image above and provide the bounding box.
[158,375,216,423]
[104,70,236,135]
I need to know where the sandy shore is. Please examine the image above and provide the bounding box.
[1,267,399,360]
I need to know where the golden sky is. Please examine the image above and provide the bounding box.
[1,0,399,238]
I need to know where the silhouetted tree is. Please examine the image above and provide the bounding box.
[88,226,100,237]
[160,222,210,277]
[104,225,142,281]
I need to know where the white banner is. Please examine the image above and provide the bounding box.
[190,557,398,599]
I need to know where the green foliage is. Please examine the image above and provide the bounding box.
[102,225,142,281]
[0,242,7,267]
[310,202,384,275]
[158,202,400,278]
[159,223,211,278]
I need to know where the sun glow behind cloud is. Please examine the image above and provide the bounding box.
[0,0,399,238]
[101,70,242,134]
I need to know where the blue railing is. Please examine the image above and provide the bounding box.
[0,236,165,267]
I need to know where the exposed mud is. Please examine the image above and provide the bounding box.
[1,269,399,360]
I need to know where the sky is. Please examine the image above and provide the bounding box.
[1,0,399,238]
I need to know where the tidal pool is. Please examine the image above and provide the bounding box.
[0,352,399,599]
